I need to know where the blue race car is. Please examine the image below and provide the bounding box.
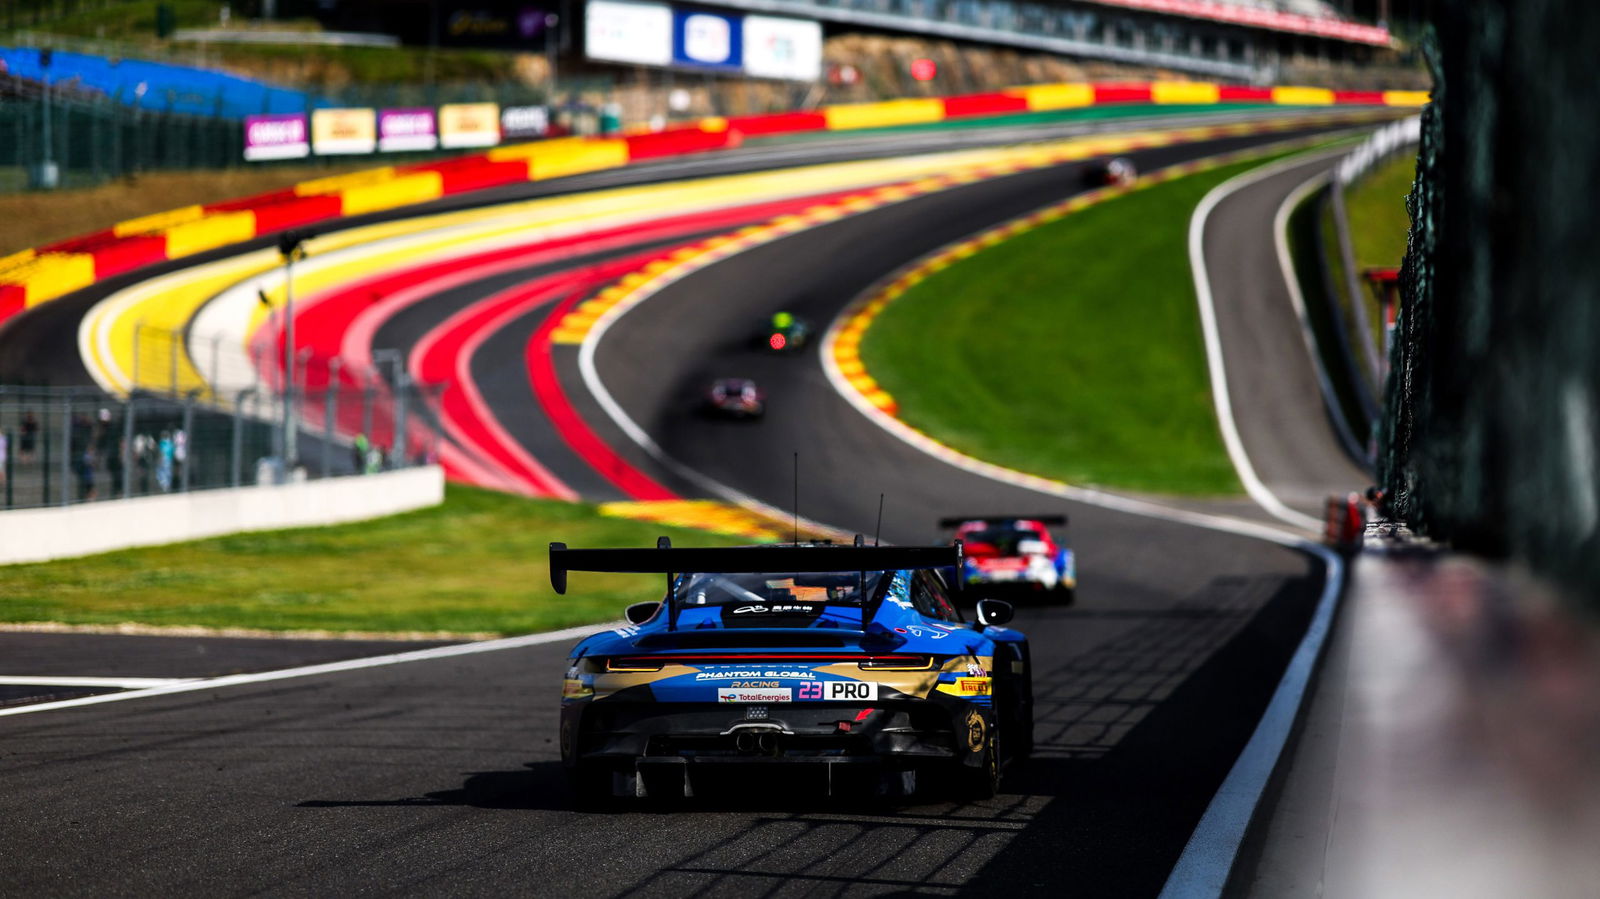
[550,539,1032,801]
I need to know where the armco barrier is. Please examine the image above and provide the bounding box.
[0,81,1429,331]
[0,465,445,566]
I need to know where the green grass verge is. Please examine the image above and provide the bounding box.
[861,150,1328,496]
[1346,153,1415,272]
[1344,153,1415,349]
[0,485,746,635]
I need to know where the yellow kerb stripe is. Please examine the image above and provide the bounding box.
[1272,86,1336,106]
[1151,82,1221,105]
[1383,90,1431,107]
[113,205,204,237]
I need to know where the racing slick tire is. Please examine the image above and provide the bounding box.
[1054,585,1076,605]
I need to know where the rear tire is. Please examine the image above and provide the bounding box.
[954,730,1001,801]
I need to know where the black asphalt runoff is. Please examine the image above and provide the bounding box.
[0,115,1383,896]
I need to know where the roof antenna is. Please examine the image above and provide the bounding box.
[873,493,885,546]
[792,451,800,545]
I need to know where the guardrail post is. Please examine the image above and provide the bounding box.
[40,408,50,506]
[180,394,194,492]
[122,395,135,499]
[59,396,71,506]
[232,388,254,487]
[394,373,409,467]
[323,358,340,477]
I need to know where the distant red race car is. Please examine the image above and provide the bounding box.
[940,516,1076,603]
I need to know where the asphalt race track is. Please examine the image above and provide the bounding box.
[0,116,1385,896]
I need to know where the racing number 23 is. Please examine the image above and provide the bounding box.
[798,682,823,700]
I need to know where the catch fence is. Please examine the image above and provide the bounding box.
[0,328,446,512]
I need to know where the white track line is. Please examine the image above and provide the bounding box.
[1186,149,1348,533]
[1273,168,1371,466]
[0,622,613,719]
[0,676,200,688]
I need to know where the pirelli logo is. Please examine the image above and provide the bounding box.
[938,676,993,697]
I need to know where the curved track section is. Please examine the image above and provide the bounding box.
[0,114,1388,897]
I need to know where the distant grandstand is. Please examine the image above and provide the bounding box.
[319,0,1401,83]
[0,46,311,119]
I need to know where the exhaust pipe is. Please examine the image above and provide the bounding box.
[756,732,777,754]
[736,732,757,753]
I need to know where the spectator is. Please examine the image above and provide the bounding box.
[72,413,96,501]
[133,433,155,494]
[19,410,38,463]
[352,433,370,474]
[156,431,174,492]
[173,427,187,488]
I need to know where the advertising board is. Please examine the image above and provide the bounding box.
[742,15,822,81]
[500,105,551,140]
[672,8,742,71]
[243,113,309,161]
[439,102,502,148]
[585,0,672,66]
[311,108,377,155]
[378,108,439,152]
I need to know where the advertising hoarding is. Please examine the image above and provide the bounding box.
[439,102,502,148]
[672,8,742,71]
[243,113,309,161]
[500,105,551,140]
[742,15,822,81]
[311,108,377,155]
[585,0,672,66]
[378,108,439,152]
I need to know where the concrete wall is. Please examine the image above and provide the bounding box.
[0,466,445,565]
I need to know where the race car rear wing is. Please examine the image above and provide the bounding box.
[548,542,960,595]
[937,514,1067,528]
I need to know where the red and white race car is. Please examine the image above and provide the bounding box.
[940,516,1076,603]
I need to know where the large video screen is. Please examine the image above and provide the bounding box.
[585,0,820,80]
[585,0,673,66]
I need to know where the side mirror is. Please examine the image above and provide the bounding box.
[624,601,660,625]
[975,599,1014,629]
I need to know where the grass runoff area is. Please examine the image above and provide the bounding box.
[1318,152,1415,351]
[0,485,745,635]
[862,151,1325,496]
